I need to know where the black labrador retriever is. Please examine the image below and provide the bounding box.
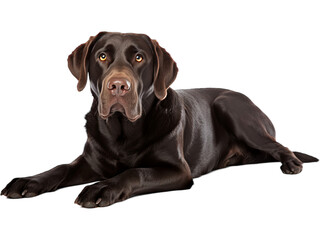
[2,32,318,208]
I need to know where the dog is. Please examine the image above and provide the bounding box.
[2,32,318,208]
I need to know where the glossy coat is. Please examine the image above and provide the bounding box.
[2,32,318,208]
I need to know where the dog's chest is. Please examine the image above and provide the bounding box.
[114,151,141,169]
[92,138,149,177]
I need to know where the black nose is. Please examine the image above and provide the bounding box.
[107,78,131,96]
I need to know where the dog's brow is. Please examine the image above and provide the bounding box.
[125,45,139,55]
[103,44,115,54]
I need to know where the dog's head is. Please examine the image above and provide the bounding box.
[68,32,178,122]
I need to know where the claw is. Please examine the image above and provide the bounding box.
[96,198,102,205]
[82,201,97,208]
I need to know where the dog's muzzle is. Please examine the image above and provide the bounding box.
[98,71,142,122]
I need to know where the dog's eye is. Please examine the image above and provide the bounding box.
[99,53,107,62]
[135,54,143,63]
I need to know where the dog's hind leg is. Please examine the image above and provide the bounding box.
[213,91,318,174]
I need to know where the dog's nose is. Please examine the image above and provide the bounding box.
[106,78,131,96]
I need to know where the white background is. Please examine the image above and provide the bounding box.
[0,0,319,239]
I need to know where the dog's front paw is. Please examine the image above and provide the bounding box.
[1,177,44,198]
[281,157,303,174]
[75,181,130,208]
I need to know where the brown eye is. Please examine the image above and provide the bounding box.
[99,53,107,62]
[135,54,143,63]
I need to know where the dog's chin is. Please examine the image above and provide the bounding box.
[99,103,141,122]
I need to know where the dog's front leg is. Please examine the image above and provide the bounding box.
[1,155,101,198]
[75,166,193,208]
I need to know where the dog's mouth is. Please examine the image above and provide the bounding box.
[99,102,141,122]
[99,102,125,119]
[110,103,126,115]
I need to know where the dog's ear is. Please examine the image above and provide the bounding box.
[68,32,105,91]
[152,40,178,100]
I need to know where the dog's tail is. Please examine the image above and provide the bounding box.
[293,151,319,163]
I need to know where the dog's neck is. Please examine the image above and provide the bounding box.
[101,113,145,143]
